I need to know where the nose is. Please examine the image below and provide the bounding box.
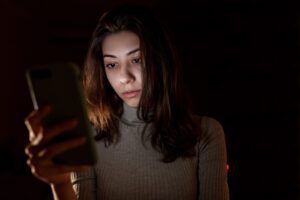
[119,64,134,85]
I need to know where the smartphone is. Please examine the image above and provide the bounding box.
[26,62,97,165]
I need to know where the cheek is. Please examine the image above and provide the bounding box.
[105,70,117,89]
[136,69,143,85]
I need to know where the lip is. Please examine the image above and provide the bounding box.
[122,90,140,98]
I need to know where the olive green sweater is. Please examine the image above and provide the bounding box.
[71,103,229,199]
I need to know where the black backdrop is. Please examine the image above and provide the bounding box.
[0,0,299,199]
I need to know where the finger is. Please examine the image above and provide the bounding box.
[24,106,51,138]
[26,136,86,159]
[30,119,78,149]
[25,144,32,157]
[25,120,79,158]
[38,136,86,159]
[26,156,49,172]
[27,156,89,173]
[26,157,89,182]
[25,143,45,158]
[25,143,42,158]
[32,163,88,179]
[26,137,86,167]
[42,119,78,144]
[25,105,51,129]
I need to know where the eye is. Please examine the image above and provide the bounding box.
[132,58,142,64]
[105,63,117,69]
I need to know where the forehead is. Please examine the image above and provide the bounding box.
[102,31,140,54]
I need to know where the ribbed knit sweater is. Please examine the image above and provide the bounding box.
[71,103,229,200]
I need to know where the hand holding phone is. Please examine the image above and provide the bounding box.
[24,105,89,185]
[25,62,97,165]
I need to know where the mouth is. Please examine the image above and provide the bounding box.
[122,90,141,98]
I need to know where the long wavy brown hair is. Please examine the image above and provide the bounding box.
[83,4,201,162]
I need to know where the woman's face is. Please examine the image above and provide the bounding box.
[102,31,143,108]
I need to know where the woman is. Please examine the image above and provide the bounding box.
[25,4,229,200]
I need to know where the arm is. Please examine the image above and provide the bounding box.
[197,117,229,200]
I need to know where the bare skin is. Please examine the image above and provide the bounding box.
[24,106,89,200]
[103,31,143,108]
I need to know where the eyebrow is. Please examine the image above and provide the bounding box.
[103,48,140,58]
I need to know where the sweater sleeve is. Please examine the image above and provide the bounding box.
[70,167,97,200]
[197,117,229,200]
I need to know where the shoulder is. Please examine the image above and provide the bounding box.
[192,115,224,133]
[191,115,225,144]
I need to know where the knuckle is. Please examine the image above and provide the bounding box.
[24,113,36,125]
[27,158,38,169]
[26,144,43,159]
[24,118,32,129]
[28,159,43,175]
[31,132,45,146]
[26,144,36,155]
[31,166,42,178]
[31,167,36,174]
[24,146,31,156]
[33,166,41,175]
[28,157,37,166]
[26,158,32,166]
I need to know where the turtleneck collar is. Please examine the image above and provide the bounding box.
[121,102,145,125]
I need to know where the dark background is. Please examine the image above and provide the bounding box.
[0,0,299,199]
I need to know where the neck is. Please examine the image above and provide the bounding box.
[121,103,144,124]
